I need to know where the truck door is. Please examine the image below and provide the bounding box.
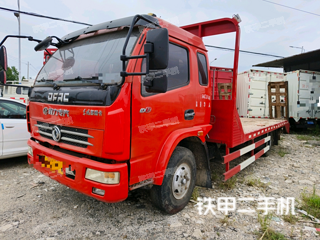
[130,41,195,185]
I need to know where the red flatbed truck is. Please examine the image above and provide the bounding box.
[0,14,289,214]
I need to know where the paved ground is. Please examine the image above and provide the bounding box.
[0,133,319,239]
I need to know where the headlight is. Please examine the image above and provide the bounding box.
[85,168,120,184]
[28,146,33,157]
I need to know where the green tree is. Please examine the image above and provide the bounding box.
[6,66,19,81]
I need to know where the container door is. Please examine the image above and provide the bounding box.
[236,73,249,117]
[248,71,267,117]
[298,73,311,118]
[308,72,320,118]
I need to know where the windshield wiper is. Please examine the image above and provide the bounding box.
[36,78,54,85]
[63,76,99,82]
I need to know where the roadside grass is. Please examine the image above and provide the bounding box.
[245,178,269,189]
[211,172,220,182]
[219,176,237,190]
[191,186,199,201]
[283,213,299,224]
[255,213,286,240]
[300,186,320,220]
[313,125,320,136]
[296,135,315,141]
[297,135,317,141]
[219,216,231,226]
[295,125,320,142]
[277,147,289,157]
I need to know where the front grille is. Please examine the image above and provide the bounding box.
[35,121,93,148]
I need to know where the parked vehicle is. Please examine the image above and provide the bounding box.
[0,79,33,104]
[236,69,286,118]
[237,69,320,129]
[286,70,320,129]
[0,14,290,214]
[0,98,29,159]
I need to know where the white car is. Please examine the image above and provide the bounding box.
[0,98,30,159]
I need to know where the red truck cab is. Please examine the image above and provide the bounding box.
[25,14,289,214]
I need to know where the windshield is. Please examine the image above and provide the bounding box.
[35,29,140,86]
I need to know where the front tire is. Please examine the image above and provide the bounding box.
[150,146,196,214]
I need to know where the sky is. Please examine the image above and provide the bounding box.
[0,0,319,79]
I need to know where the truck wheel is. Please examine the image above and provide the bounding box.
[150,146,196,214]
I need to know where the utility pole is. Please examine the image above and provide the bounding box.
[14,0,21,83]
[27,61,29,79]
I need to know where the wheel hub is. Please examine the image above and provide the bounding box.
[172,163,191,199]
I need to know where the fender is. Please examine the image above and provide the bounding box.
[153,124,212,185]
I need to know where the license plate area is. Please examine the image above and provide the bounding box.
[40,156,64,175]
[307,121,314,125]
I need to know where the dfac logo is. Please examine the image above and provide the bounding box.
[48,92,69,102]
[140,107,152,113]
[52,126,61,142]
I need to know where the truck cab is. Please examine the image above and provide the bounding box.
[25,15,213,213]
[16,14,289,214]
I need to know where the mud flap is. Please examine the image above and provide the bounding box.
[196,168,212,188]
[178,138,212,188]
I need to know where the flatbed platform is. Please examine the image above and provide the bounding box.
[241,118,287,134]
[222,118,289,181]
[240,118,289,142]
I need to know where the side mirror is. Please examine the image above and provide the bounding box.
[145,28,169,70]
[144,70,168,93]
[0,71,6,85]
[34,36,52,51]
[0,46,7,71]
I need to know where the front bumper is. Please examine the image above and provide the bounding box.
[27,139,128,203]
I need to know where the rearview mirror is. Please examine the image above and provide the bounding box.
[0,46,7,71]
[145,28,169,70]
[34,36,52,51]
[0,71,6,85]
[144,70,167,93]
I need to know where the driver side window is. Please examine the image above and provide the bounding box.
[0,101,26,119]
[141,43,189,97]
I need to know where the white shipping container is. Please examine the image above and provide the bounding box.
[236,69,285,118]
[286,70,320,121]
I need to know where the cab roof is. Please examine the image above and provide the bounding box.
[61,14,206,51]
[62,14,158,41]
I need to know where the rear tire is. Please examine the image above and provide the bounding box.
[150,146,196,214]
